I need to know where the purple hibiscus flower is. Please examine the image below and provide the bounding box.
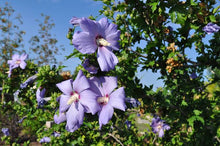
[1,128,10,136]
[39,137,51,143]
[151,117,170,137]
[203,22,220,34]
[89,76,126,129]
[82,59,98,74]
[7,53,28,77]
[72,17,120,71]
[56,70,100,132]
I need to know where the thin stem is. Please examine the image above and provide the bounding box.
[108,133,124,146]
[152,134,157,144]
[1,80,5,104]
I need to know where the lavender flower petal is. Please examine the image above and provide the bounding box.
[54,112,67,124]
[66,102,85,132]
[109,87,126,111]
[98,104,114,129]
[97,47,118,71]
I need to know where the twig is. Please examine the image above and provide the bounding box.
[152,135,157,144]
[127,48,148,58]
[108,133,124,146]
[214,136,220,143]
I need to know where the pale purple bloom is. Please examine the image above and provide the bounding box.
[82,59,98,74]
[36,88,46,108]
[190,72,197,79]
[7,53,28,77]
[69,17,81,26]
[203,23,220,34]
[54,112,67,124]
[1,128,10,136]
[56,70,100,132]
[20,75,37,89]
[52,132,61,137]
[125,97,141,108]
[39,137,51,143]
[72,17,120,71]
[151,117,170,137]
[89,76,126,129]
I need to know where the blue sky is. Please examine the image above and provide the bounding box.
[1,0,164,90]
[1,0,218,90]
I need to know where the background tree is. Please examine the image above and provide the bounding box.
[29,13,65,65]
[0,2,25,68]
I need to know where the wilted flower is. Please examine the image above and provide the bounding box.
[20,75,37,89]
[82,59,98,74]
[13,89,21,103]
[203,22,220,34]
[18,116,27,123]
[7,53,28,77]
[125,97,141,108]
[36,88,47,108]
[56,70,100,132]
[89,76,126,129]
[125,120,131,129]
[72,17,120,71]
[69,16,81,26]
[1,128,10,136]
[52,132,61,137]
[190,72,197,79]
[151,117,170,137]
[39,137,51,143]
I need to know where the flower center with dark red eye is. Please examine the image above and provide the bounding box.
[97,94,109,105]
[16,60,21,64]
[67,91,80,105]
[96,35,110,47]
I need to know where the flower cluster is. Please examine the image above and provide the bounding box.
[51,17,126,132]
[54,70,126,132]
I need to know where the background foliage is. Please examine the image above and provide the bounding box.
[0,0,220,145]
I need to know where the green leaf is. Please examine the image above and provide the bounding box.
[193,109,202,116]
[170,11,176,23]
[196,116,205,125]
[190,24,200,30]
[209,15,216,22]
[181,100,188,106]
[150,2,158,13]
[213,6,220,14]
